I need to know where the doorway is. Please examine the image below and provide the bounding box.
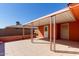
[60,23,69,40]
[44,26,48,38]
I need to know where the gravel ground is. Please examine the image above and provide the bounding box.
[5,39,79,56]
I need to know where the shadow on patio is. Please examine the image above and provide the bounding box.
[54,50,79,54]
[56,39,79,48]
[32,38,79,48]
[32,38,50,44]
[32,38,79,54]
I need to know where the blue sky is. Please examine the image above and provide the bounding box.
[0,3,67,28]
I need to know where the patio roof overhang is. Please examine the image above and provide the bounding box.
[6,25,31,28]
[24,7,75,27]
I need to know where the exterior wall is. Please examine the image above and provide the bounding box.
[69,21,79,41]
[0,27,31,42]
[56,24,61,39]
[68,3,79,41]
[58,21,79,41]
[37,24,53,40]
[37,22,79,41]
[37,25,44,38]
[0,35,31,42]
[37,24,60,41]
[0,28,31,37]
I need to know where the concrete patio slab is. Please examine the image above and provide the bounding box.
[5,39,79,56]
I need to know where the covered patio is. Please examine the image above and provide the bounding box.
[24,7,75,51]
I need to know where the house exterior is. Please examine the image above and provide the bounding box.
[37,3,79,41]
[0,26,31,37]
[24,3,79,42]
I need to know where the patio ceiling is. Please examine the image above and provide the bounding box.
[24,7,75,27]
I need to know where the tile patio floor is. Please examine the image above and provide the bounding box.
[5,38,79,56]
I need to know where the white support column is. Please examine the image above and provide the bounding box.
[23,27,25,37]
[53,16,56,51]
[31,23,33,43]
[50,16,52,51]
[22,27,25,38]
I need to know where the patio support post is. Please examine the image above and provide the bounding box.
[22,27,25,39]
[23,27,25,36]
[31,23,33,43]
[53,16,56,51]
[50,16,52,51]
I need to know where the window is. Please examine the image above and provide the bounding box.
[45,26,48,31]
